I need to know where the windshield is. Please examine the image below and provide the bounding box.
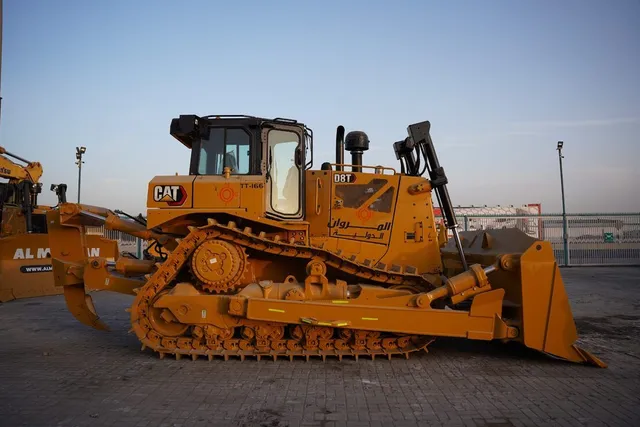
[198,128,251,175]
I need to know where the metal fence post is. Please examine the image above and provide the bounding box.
[566,216,571,266]
[136,238,142,259]
[557,141,569,266]
[464,216,469,231]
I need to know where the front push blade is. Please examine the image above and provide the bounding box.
[519,239,607,368]
[443,228,607,368]
[63,284,110,331]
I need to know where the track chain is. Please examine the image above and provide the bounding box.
[129,220,436,361]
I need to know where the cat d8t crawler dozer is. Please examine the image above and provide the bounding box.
[44,116,606,367]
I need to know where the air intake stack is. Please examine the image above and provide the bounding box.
[345,131,369,172]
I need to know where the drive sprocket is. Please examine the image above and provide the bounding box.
[190,239,248,293]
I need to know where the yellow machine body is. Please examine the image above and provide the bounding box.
[0,146,120,302]
[43,116,606,367]
[0,232,118,302]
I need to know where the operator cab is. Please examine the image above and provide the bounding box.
[169,115,313,220]
[0,180,46,235]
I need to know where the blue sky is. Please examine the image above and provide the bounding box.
[1,0,638,215]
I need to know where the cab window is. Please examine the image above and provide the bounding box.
[198,128,250,175]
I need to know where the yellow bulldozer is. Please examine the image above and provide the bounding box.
[44,115,606,367]
[0,146,119,302]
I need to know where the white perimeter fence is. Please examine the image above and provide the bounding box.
[460,213,640,266]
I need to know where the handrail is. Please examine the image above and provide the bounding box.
[327,163,397,174]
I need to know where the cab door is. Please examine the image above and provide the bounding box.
[262,124,305,220]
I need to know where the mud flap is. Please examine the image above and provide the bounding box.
[63,284,110,331]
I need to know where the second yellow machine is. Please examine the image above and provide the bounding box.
[0,146,118,302]
[45,115,606,367]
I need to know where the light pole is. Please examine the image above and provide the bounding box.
[557,141,569,266]
[75,146,86,203]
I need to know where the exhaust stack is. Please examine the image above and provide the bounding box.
[335,126,345,171]
[345,131,369,172]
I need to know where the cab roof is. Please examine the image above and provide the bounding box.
[169,114,305,149]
